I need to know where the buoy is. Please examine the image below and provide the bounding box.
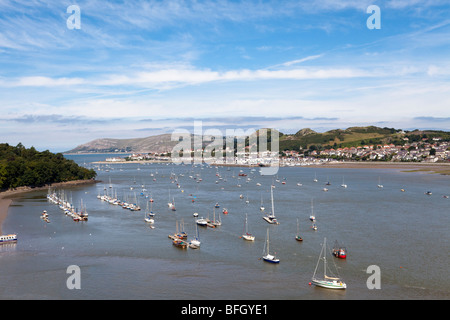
[308,282,312,286]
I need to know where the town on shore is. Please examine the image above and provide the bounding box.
[102,137,450,167]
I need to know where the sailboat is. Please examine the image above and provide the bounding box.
[211,207,221,227]
[341,176,347,188]
[242,213,255,241]
[309,199,316,222]
[263,187,279,225]
[311,238,346,289]
[262,228,279,263]
[377,177,383,188]
[189,223,201,249]
[260,193,265,211]
[144,202,154,224]
[313,172,318,182]
[295,218,303,241]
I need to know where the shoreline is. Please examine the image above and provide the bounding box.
[94,159,450,174]
[315,161,450,174]
[0,179,100,234]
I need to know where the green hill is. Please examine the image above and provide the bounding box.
[279,126,450,151]
[0,143,97,190]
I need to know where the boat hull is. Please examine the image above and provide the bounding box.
[263,257,280,264]
[311,279,346,289]
[263,254,280,263]
[242,234,255,241]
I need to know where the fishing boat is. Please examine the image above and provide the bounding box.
[311,237,346,289]
[262,187,279,225]
[262,228,279,263]
[222,208,228,214]
[215,202,220,208]
[332,241,347,259]
[295,218,303,241]
[0,234,17,244]
[242,213,255,241]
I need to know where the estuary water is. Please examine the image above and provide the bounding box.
[0,154,449,300]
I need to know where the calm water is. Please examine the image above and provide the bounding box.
[0,154,449,300]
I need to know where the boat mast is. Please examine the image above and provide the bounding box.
[271,187,275,218]
[323,237,327,279]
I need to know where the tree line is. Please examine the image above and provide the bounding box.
[0,143,96,190]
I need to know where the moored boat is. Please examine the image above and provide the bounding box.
[332,241,347,259]
[0,234,17,244]
[242,213,255,241]
[262,228,279,263]
[311,237,346,290]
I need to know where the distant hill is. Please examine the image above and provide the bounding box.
[279,126,450,151]
[66,134,180,153]
[66,126,450,154]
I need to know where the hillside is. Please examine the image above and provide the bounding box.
[0,143,96,190]
[66,126,450,154]
[279,126,450,151]
[67,134,180,154]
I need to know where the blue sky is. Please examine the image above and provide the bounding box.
[0,0,449,151]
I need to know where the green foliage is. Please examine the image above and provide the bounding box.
[0,143,96,190]
[279,126,450,152]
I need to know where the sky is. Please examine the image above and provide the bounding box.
[0,0,450,151]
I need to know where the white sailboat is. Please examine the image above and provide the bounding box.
[189,223,201,249]
[377,177,383,188]
[311,237,347,289]
[341,176,347,188]
[242,213,255,241]
[309,199,316,222]
[144,202,154,224]
[262,228,279,263]
[260,193,265,211]
[263,187,279,225]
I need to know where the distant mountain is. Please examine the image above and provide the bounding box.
[66,126,450,154]
[66,134,180,154]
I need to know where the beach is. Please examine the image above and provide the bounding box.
[0,179,99,234]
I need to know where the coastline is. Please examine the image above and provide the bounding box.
[94,158,450,174]
[0,179,100,234]
[316,161,450,174]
